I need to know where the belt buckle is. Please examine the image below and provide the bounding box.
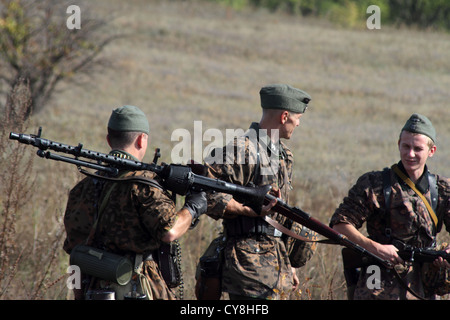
[274,228,282,237]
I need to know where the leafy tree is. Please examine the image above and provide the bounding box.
[0,0,116,118]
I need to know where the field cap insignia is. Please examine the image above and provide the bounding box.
[401,113,436,143]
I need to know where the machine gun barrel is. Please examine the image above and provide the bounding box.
[9,131,159,174]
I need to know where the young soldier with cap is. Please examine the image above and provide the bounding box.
[63,105,207,300]
[330,113,450,300]
[202,84,317,300]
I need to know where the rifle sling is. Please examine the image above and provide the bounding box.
[79,167,164,191]
[342,247,427,300]
[84,171,130,246]
[392,164,438,228]
[264,216,335,244]
[392,267,426,300]
[79,167,166,246]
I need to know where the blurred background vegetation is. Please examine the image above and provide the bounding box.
[211,0,450,30]
[1,0,449,300]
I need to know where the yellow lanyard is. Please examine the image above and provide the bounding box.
[392,164,438,227]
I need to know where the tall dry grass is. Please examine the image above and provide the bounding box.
[2,0,449,300]
[0,79,68,299]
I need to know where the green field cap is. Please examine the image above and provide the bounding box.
[260,84,311,113]
[108,105,149,134]
[401,113,436,143]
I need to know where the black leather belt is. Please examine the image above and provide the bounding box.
[224,216,282,238]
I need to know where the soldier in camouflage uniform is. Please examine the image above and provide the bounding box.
[330,113,450,300]
[63,105,207,300]
[203,84,316,300]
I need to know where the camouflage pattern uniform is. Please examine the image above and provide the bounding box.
[330,162,450,300]
[204,122,315,299]
[63,150,178,300]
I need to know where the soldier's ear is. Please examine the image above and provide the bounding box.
[428,144,436,158]
[280,111,289,124]
[136,133,148,149]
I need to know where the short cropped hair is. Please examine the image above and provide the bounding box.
[399,131,435,150]
[107,128,142,150]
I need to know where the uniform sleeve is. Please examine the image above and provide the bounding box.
[203,161,250,220]
[437,176,450,233]
[330,171,382,230]
[203,139,258,220]
[132,176,177,242]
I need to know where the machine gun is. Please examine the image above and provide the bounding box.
[10,128,392,268]
[9,128,270,214]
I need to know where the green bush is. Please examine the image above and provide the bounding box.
[388,0,450,30]
[210,0,450,31]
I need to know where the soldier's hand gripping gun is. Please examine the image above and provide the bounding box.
[10,128,392,268]
[341,240,450,271]
[393,240,450,264]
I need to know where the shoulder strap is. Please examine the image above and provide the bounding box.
[82,169,164,246]
[79,167,164,191]
[381,166,432,300]
[392,164,438,228]
[428,173,440,231]
[382,167,392,240]
[428,173,438,212]
[85,172,127,245]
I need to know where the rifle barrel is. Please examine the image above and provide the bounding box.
[264,194,392,268]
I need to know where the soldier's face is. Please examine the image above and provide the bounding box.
[398,131,436,176]
[280,112,302,139]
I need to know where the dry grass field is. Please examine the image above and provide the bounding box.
[2,0,449,300]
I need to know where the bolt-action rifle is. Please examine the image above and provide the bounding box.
[342,239,450,270]
[10,128,392,268]
[393,240,450,264]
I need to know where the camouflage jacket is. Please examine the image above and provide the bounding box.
[63,150,178,300]
[203,122,315,299]
[330,162,450,300]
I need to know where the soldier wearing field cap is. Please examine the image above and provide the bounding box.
[63,105,207,300]
[200,84,317,300]
[331,113,450,300]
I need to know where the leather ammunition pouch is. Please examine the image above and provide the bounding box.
[195,235,226,300]
[156,241,183,288]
